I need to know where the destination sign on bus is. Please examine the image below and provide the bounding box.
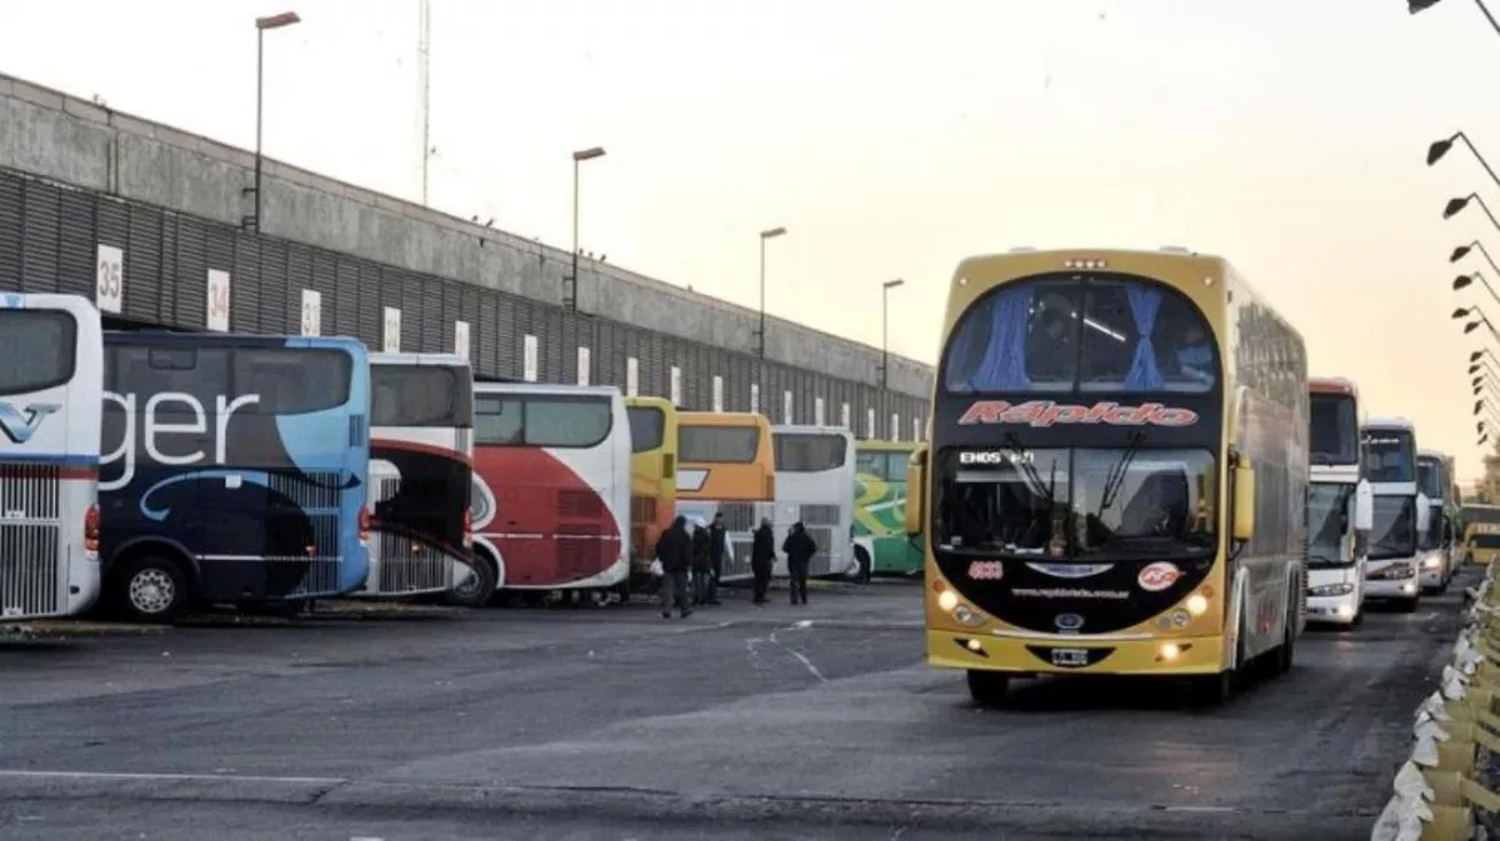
[958,449,1034,466]
[957,400,1200,428]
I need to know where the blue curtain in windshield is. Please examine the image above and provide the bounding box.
[1124,285,1165,390]
[968,287,1034,391]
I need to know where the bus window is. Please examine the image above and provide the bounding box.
[475,396,524,445]
[525,398,612,448]
[627,405,665,454]
[234,349,351,414]
[680,426,758,463]
[0,310,76,395]
[774,433,846,472]
[855,450,886,478]
[372,365,465,427]
[886,453,912,480]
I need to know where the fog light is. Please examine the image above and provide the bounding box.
[1423,556,1442,570]
[1335,604,1353,618]
[1401,582,1417,594]
[966,638,983,652]
[1159,642,1182,661]
[938,590,959,612]
[1185,594,1208,616]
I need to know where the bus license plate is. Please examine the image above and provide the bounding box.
[1051,648,1089,667]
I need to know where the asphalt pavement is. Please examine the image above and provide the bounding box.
[0,574,1471,840]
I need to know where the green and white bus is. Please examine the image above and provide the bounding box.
[852,440,923,578]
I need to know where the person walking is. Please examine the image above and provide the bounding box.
[750,517,775,605]
[705,512,727,606]
[690,517,712,606]
[655,515,693,619]
[783,521,817,606]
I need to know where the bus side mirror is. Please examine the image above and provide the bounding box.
[1416,493,1432,535]
[662,453,675,479]
[1232,462,1256,542]
[1354,481,1374,532]
[905,446,928,536]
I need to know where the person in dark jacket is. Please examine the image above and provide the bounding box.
[705,512,727,605]
[690,518,713,605]
[783,521,817,606]
[655,515,693,619]
[750,517,775,604]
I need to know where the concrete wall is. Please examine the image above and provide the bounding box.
[0,72,934,400]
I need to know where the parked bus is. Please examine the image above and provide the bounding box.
[771,425,856,578]
[1462,503,1500,565]
[355,353,486,605]
[907,248,1308,707]
[675,411,775,582]
[99,333,372,622]
[853,439,924,578]
[0,293,104,622]
[1360,417,1430,612]
[471,383,631,601]
[625,396,678,590]
[1304,377,1373,626]
[1416,448,1455,592]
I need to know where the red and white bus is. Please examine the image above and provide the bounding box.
[471,383,631,601]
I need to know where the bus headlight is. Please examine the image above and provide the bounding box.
[937,590,959,612]
[1184,594,1209,617]
[1309,582,1354,598]
[1422,555,1443,570]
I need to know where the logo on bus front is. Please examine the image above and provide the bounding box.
[957,400,1199,428]
[0,402,60,445]
[1137,561,1181,592]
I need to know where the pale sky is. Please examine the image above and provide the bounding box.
[2,0,1497,480]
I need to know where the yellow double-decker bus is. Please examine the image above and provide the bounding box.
[906,248,1308,707]
[675,411,776,581]
[625,397,679,587]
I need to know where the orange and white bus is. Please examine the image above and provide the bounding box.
[625,396,679,586]
[675,411,776,582]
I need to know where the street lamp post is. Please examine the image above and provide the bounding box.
[1454,272,1500,308]
[880,279,905,389]
[1429,131,1500,190]
[1410,0,1500,39]
[756,226,787,358]
[1443,193,1500,235]
[247,11,302,233]
[566,146,606,312]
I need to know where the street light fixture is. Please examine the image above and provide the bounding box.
[880,279,905,390]
[756,226,787,359]
[1456,272,1500,309]
[1409,0,1500,38]
[245,10,302,233]
[1444,194,1500,237]
[565,146,607,312]
[1429,131,1500,191]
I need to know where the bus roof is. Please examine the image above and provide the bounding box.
[1309,376,1358,398]
[772,424,853,438]
[1418,448,1446,460]
[371,351,470,368]
[679,411,769,428]
[2,292,101,319]
[1362,415,1414,433]
[474,382,622,399]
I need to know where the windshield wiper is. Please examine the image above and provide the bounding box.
[1001,431,1054,507]
[1098,429,1146,513]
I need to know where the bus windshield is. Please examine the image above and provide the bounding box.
[1369,496,1416,561]
[934,447,1216,560]
[1307,482,1355,567]
[1418,505,1442,550]
[0,309,77,395]
[372,364,472,428]
[941,274,1217,394]
[627,405,665,454]
[1363,430,1414,483]
[1417,458,1444,502]
[774,433,847,473]
[1309,394,1357,466]
[1471,534,1500,550]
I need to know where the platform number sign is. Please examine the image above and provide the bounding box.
[750,383,760,415]
[523,334,538,382]
[626,357,639,397]
[95,244,123,315]
[454,320,470,361]
[712,375,724,412]
[577,346,591,386]
[206,269,231,332]
[914,415,923,442]
[382,307,401,353]
[841,402,851,430]
[670,365,682,406]
[783,390,793,424]
[300,289,322,337]
[866,407,876,440]
[891,413,900,442]
[815,397,826,427]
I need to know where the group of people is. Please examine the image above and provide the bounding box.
[652,512,818,619]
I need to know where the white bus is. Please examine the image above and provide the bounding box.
[470,383,631,602]
[0,293,104,621]
[1361,416,1430,612]
[357,353,485,603]
[770,425,856,578]
[1305,377,1373,626]
[1416,448,1455,593]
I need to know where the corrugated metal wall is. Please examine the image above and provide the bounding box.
[0,168,929,439]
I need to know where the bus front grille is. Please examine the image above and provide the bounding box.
[0,463,62,618]
[374,530,457,595]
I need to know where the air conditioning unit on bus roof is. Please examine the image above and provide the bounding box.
[1159,245,1195,254]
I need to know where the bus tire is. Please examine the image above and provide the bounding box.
[1274,613,1295,676]
[854,546,872,584]
[115,553,190,624]
[446,552,498,608]
[966,670,1009,707]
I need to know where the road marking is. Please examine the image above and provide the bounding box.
[1163,806,1234,813]
[0,769,346,785]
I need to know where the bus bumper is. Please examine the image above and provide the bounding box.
[926,629,1227,676]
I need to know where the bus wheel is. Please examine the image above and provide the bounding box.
[616,581,631,605]
[853,546,872,584]
[1274,615,1296,675]
[117,554,189,624]
[446,555,497,608]
[966,670,1009,707]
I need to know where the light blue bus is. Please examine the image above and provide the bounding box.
[97,333,371,622]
